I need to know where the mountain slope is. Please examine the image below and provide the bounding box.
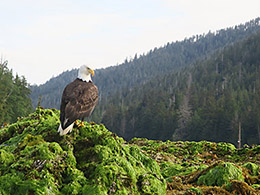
[98,29,260,146]
[31,18,260,110]
[30,69,77,109]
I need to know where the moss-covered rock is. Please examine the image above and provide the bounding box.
[224,180,258,194]
[1,108,260,194]
[130,138,260,194]
[0,108,166,194]
[243,162,259,176]
[197,162,244,186]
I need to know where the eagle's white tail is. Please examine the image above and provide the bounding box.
[58,123,74,135]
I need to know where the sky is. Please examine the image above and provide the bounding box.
[0,0,259,85]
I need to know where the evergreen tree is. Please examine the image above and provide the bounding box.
[0,60,33,124]
[29,17,260,145]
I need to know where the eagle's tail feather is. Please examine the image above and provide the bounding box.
[58,123,74,135]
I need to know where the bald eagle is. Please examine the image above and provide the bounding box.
[58,65,98,135]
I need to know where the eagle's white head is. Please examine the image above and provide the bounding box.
[78,65,95,82]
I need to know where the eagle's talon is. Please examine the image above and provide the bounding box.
[75,120,80,125]
[77,121,85,128]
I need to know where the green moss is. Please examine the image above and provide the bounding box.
[18,134,45,148]
[197,162,244,186]
[74,137,166,194]
[242,162,259,176]
[185,187,202,195]
[82,184,106,195]
[161,161,208,181]
[0,108,166,195]
[216,142,236,155]
[0,149,15,167]
[251,184,260,190]
[0,171,60,195]
[2,107,260,194]
[60,167,86,194]
[138,173,166,194]
[224,180,257,194]
[128,138,260,194]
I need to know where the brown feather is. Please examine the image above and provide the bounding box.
[60,78,98,130]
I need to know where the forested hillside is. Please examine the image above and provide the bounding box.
[31,69,78,109]
[0,60,33,124]
[99,30,260,146]
[30,18,260,145]
[31,18,260,109]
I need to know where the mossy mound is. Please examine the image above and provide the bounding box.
[2,108,260,194]
[197,162,244,186]
[130,138,260,194]
[0,108,166,194]
[243,162,259,176]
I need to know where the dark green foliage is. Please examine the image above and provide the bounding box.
[96,19,260,144]
[0,60,33,124]
[31,18,260,111]
[185,30,260,145]
[30,18,260,145]
[0,108,166,194]
[30,69,77,109]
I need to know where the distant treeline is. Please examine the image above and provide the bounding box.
[31,18,260,110]
[30,17,260,146]
[99,30,260,147]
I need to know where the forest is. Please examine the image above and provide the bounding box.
[99,30,260,147]
[31,18,260,110]
[0,60,32,124]
[29,18,260,147]
[1,18,260,147]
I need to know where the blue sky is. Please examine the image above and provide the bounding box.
[0,0,259,85]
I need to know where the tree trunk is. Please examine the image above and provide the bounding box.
[238,121,241,149]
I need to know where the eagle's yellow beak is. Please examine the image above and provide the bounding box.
[88,69,95,76]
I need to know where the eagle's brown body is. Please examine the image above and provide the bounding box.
[59,78,98,135]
